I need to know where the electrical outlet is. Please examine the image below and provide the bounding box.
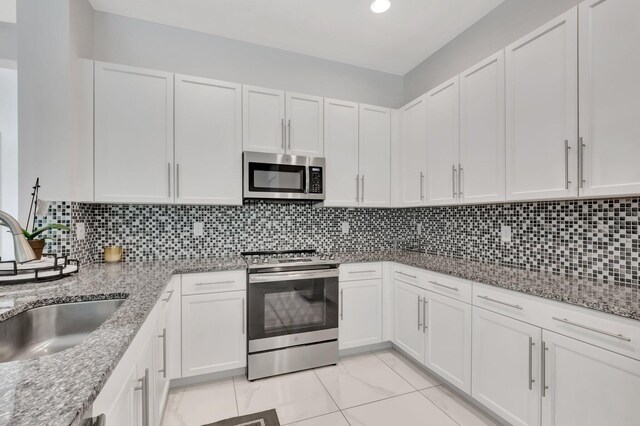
[501,225,512,243]
[75,223,85,240]
[193,222,204,237]
[341,221,350,235]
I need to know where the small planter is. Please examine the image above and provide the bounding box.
[28,239,46,260]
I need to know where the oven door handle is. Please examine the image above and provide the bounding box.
[249,269,339,283]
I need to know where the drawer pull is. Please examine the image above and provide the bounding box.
[428,281,459,292]
[162,289,174,302]
[348,270,377,274]
[477,295,523,310]
[397,271,417,279]
[552,317,631,342]
[194,280,236,286]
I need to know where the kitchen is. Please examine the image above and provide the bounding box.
[0,0,639,425]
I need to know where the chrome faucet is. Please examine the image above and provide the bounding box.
[0,210,37,263]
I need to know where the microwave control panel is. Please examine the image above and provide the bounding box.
[309,167,323,194]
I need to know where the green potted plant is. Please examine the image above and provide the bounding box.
[21,178,70,260]
[22,224,70,260]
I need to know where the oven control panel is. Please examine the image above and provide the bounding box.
[309,167,323,194]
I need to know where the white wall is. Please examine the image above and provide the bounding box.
[17,0,94,222]
[0,65,18,259]
[0,23,16,61]
[403,0,582,102]
[93,12,404,108]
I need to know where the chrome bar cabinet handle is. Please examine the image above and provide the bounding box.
[287,119,291,149]
[281,118,285,149]
[458,164,463,197]
[579,136,585,189]
[428,280,459,292]
[422,298,428,333]
[361,175,365,202]
[158,328,167,378]
[356,175,359,202]
[162,289,174,302]
[452,165,457,198]
[340,289,344,320]
[194,280,235,286]
[564,140,571,190]
[420,172,425,200]
[176,163,180,199]
[477,295,523,310]
[528,337,535,390]
[541,341,548,397]
[552,317,631,342]
[349,270,377,274]
[134,368,150,426]
[417,296,422,330]
[397,271,417,279]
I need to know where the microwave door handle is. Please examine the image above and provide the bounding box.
[305,168,310,194]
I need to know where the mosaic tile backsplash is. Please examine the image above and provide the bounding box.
[32,198,639,287]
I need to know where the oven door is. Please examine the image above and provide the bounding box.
[243,152,309,200]
[248,268,339,352]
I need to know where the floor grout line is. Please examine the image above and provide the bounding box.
[419,388,463,426]
[371,349,421,391]
[231,375,240,417]
[337,389,418,412]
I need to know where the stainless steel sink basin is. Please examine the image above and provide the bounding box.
[0,299,125,363]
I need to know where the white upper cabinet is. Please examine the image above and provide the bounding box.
[426,77,460,205]
[94,62,174,203]
[175,75,242,205]
[578,0,640,197]
[242,85,286,154]
[324,99,360,207]
[505,8,578,201]
[459,51,506,204]
[400,96,428,207]
[359,104,391,207]
[541,330,640,426]
[286,92,324,157]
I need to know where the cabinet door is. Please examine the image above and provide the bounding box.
[165,277,181,380]
[104,365,137,426]
[175,75,242,205]
[393,279,425,362]
[505,9,578,201]
[243,85,285,154]
[339,278,382,350]
[424,291,471,394]
[426,77,460,205]
[154,311,169,424]
[323,98,359,207]
[182,291,246,377]
[579,0,640,197]
[286,92,323,156]
[460,51,506,204]
[359,104,391,207]
[472,307,541,426]
[94,62,174,203]
[400,96,428,206]
[541,330,640,426]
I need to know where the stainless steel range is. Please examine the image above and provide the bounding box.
[242,249,339,381]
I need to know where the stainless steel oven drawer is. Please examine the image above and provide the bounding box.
[248,340,338,381]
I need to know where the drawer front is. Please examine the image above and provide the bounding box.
[182,270,246,295]
[423,271,472,303]
[540,299,640,361]
[472,282,543,325]
[340,262,383,281]
[392,264,427,288]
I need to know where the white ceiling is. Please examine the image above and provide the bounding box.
[0,0,16,23]
[88,0,505,75]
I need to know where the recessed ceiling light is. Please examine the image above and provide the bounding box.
[370,0,391,14]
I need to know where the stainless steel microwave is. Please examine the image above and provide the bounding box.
[243,152,325,201]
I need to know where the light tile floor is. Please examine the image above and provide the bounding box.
[161,349,501,426]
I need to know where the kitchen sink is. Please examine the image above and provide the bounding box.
[0,299,126,363]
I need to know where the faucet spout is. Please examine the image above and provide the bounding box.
[0,210,37,263]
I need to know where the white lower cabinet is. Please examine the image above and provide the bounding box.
[339,278,382,350]
[424,291,471,393]
[181,290,247,377]
[472,306,541,426]
[393,279,426,362]
[541,330,640,426]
